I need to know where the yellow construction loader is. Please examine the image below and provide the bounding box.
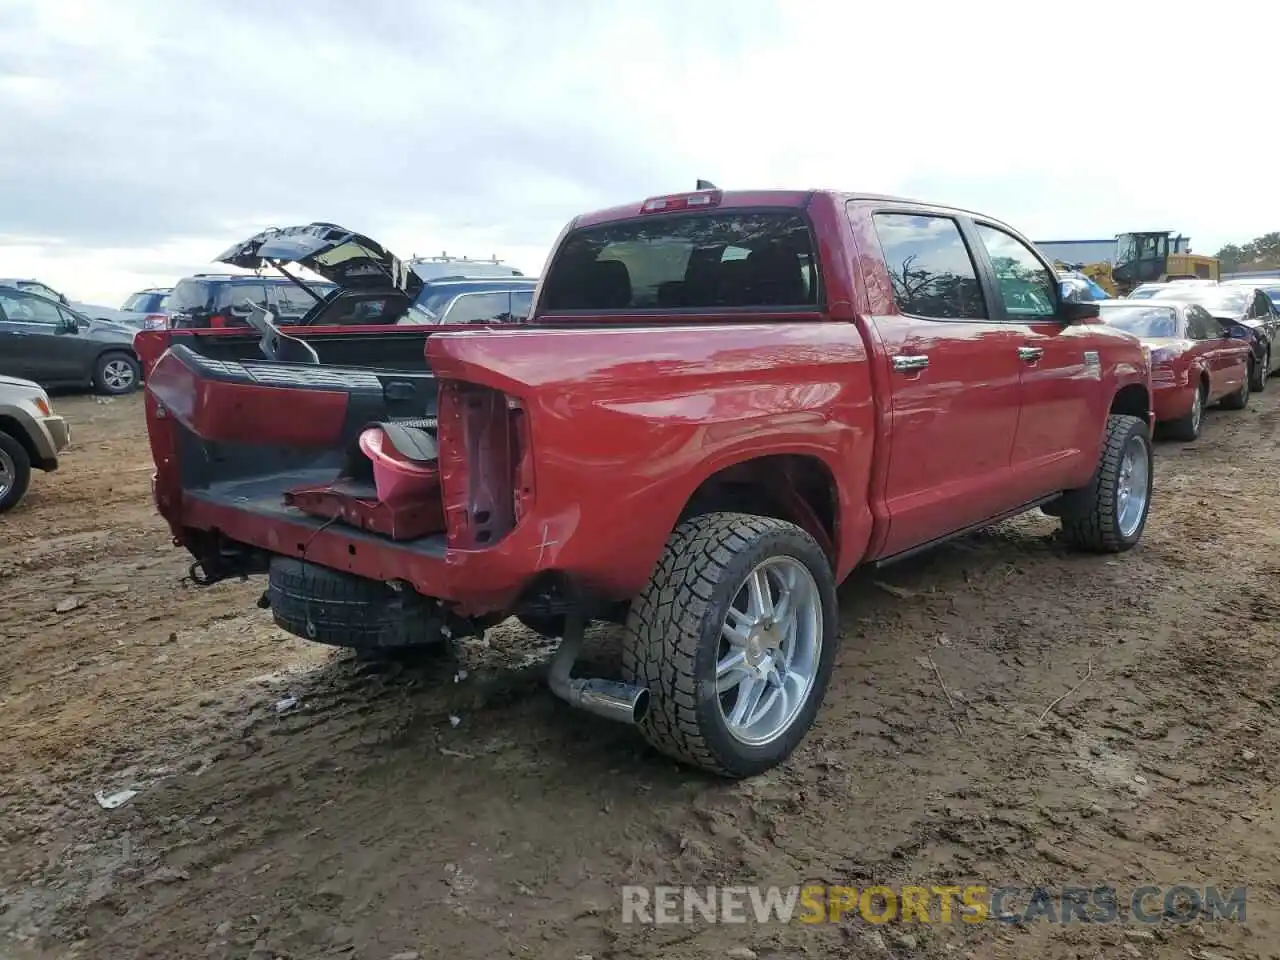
[1053,259,1118,297]
[1110,231,1220,296]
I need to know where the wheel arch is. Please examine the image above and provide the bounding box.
[0,417,38,465]
[678,452,840,565]
[1109,382,1150,423]
[96,345,140,364]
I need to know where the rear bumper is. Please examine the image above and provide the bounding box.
[182,492,557,617]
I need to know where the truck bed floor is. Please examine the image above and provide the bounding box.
[184,469,447,558]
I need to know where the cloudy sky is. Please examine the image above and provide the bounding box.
[2,0,1276,307]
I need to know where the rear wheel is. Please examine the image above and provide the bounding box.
[0,432,32,513]
[94,351,141,395]
[1166,382,1205,441]
[1059,414,1152,553]
[621,513,839,778]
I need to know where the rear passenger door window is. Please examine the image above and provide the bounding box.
[871,214,987,319]
[972,225,1058,321]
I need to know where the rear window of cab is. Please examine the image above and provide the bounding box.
[541,211,820,311]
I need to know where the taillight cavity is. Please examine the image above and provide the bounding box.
[437,382,518,549]
[509,401,535,524]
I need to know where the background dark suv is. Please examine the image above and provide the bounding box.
[166,274,337,329]
[0,285,141,394]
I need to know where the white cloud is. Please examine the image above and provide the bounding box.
[0,0,1275,304]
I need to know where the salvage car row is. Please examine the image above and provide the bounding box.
[1071,277,1280,441]
[0,252,536,397]
[0,249,537,511]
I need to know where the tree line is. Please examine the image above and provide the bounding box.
[1213,233,1280,273]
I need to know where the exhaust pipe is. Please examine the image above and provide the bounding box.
[546,609,649,725]
[553,676,650,725]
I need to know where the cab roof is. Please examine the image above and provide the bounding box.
[569,188,1010,230]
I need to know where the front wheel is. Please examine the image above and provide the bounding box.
[1251,351,1269,392]
[94,351,141,395]
[0,432,33,513]
[1223,365,1252,410]
[1059,414,1153,553]
[621,513,839,778]
[1165,382,1205,442]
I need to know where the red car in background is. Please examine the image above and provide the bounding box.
[1098,300,1252,440]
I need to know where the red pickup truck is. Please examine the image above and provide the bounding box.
[138,191,1154,778]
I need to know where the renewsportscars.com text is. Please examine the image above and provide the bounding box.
[621,884,1246,926]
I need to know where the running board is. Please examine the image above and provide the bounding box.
[872,494,1060,568]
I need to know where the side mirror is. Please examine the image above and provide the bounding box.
[1225,324,1250,340]
[60,314,81,333]
[1059,300,1100,324]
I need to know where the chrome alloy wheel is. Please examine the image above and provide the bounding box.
[1115,434,1151,538]
[715,556,823,746]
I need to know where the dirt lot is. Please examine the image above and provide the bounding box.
[1,391,1278,960]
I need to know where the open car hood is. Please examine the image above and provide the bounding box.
[215,223,423,300]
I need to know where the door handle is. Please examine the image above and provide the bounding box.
[1018,346,1044,362]
[892,354,929,372]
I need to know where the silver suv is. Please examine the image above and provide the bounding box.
[0,375,70,512]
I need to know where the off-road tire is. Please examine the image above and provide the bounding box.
[1251,351,1269,392]
[0,431,32,513]
[94,351,142,395]
[267,557,447,651]
[620,513,839,778]
[1058,414,1152,553]
[1222,366,1251,410]
[1165,383,1205,442]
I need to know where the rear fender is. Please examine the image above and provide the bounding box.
[425,323,878,596]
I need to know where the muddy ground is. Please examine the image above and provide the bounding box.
[1,391,1277,960]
